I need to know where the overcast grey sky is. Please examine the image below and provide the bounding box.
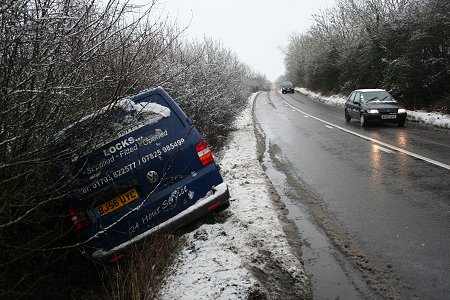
[155,0,336,82]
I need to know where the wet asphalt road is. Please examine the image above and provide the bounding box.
[254,91,450,299]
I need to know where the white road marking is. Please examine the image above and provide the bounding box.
[373,144,394,153]
[325,125,334,129]
[282,100,450,170]
[304,116,309,118]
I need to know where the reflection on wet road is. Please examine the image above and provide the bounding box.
[254,91,450,300]
[282,95,450,170]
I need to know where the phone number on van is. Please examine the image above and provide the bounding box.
[82,138,186,193]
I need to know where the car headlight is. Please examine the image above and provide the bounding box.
[367,109,379,114]
[398,108,407,114]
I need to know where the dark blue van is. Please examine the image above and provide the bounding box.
[63,87,229,262]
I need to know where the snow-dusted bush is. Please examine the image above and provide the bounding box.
[159,38,252,148]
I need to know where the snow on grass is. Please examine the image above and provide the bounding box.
[406,110,450,129]
[296,87,450,129]
[157,93,310,299]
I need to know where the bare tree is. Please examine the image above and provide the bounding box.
[247,71,272,93]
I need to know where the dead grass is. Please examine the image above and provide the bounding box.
[100,234,181,300]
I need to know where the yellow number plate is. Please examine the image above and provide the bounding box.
[95,188,139,217]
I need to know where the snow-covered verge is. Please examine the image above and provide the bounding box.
[157,94,311,299]
[296,87,450,129]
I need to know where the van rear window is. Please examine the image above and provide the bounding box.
[57,94,183,155]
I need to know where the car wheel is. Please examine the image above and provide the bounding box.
[360,114,366,127]
[398,120,405,127]
[345,110,351,122]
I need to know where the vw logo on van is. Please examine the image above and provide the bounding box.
[146,171,159,183]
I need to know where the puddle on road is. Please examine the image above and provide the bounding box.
[261,151,375,300]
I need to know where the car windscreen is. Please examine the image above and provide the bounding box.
[361,91,395,103]
[282,81,294,88]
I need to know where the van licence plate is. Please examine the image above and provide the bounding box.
[382,114,396,119]
[94,188,139,217]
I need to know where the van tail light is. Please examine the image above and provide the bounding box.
[196,140,214,166]
[109,253,125,263]
[208,201,222,212]
[69,208,89,231]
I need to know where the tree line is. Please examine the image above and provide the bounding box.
[0,0,270,298]
[284,0,449,112]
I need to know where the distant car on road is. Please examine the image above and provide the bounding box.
[344,89,407,127]
[281,81,295,94]
[59,87,230,262]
